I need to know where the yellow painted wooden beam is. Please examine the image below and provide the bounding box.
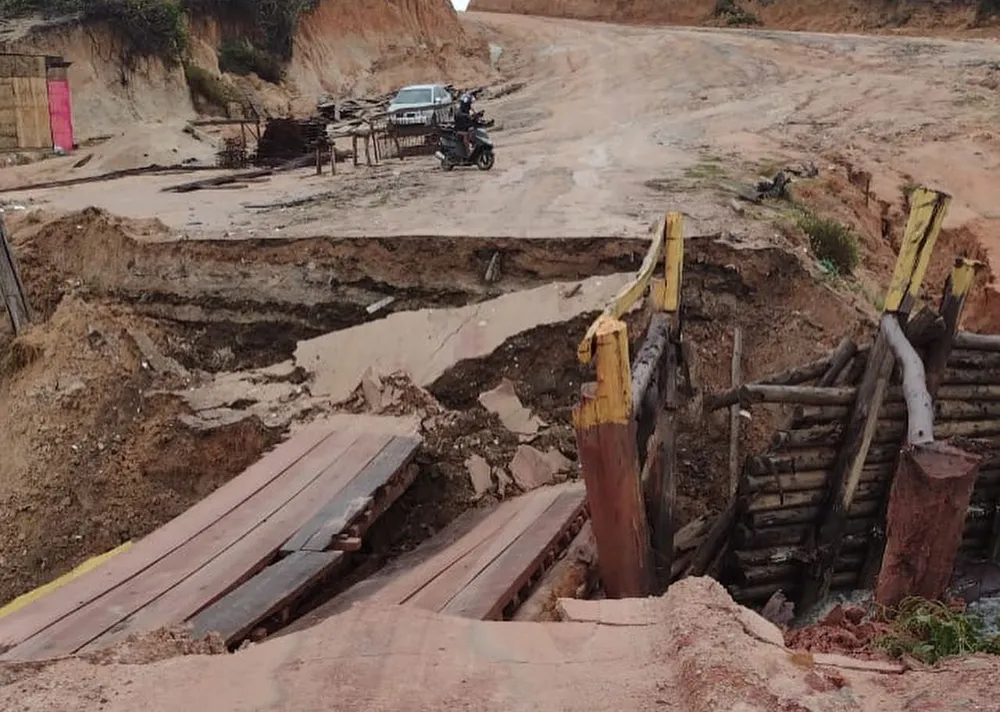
[663,211,685,313]
[572,317,633,427]
[949,257,985,299]
[885,187,951,314]
[578,218,667,363]
[0,541,132,620]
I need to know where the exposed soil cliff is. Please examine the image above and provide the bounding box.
[0,0,486,140]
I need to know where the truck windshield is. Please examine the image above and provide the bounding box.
[393,88,433,105]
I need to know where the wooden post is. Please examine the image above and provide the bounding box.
[925,258,982,398]
[0,214,30,335]
[875,441,981,606]
[729,327,743,496]
[330,140,336,176]
[573,316,652,597]
[799,186,951,613]
[315,144,322,175]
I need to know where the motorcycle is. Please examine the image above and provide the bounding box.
[435,111,495,171]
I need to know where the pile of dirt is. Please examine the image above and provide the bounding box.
[469,0,1000,38]
[786,604,896,658]
[0,296,280,605]
[3,577,999,711]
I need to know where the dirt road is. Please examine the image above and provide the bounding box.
[5,14,1000,255]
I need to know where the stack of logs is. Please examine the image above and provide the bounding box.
[710,327,1000,605]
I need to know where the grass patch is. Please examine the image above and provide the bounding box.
[184,63,235,109]
[711,0,761,26]
[217,38,282,83]
[797,210,860,275]
[876,598,1000,664]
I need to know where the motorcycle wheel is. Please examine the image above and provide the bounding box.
[440,157,454,172]
[476,150,495,171]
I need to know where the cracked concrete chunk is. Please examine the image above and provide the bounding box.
[465,454,493,498]
[478,378,544,435]
[509,445,573,490]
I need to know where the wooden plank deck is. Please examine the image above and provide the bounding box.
[0,423,421,662]
[309,481,588,623]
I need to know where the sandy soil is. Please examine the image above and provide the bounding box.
[1,577,998,711]
[5,15,999,264]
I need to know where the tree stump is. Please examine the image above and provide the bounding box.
[875,440,982,607]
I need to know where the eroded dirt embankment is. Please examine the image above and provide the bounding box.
[469,0,1000,36]
[0,206,873,606]
[2,0,486,141]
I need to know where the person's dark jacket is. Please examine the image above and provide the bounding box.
[454,107,474,132]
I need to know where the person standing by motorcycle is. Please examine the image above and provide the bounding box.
[454,93,475,159]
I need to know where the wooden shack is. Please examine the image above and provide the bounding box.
[0,53,74,152]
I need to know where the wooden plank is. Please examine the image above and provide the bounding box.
[13,76,50,149]
[75,432,391,656]
[0,422,337,653]
[405,486,564,613]
[4,429,381,661]
[441,484,587,620]
[362,500,526,608]
[187,550,346,646]
[283,436,420,553]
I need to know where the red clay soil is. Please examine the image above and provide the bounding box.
[785,604,895,659]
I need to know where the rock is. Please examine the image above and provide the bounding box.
[509,445,573,491]
[465,454,493,498]
[478,379,544,435]
[360,367,384,411]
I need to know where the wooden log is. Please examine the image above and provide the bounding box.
[742,554,865,586]
[673,516,711,553]
[729,571,858,603]
[729,327,744,496]
[572,317,652,597]
[989,506,1000,564]
[747,465,891,495]
[747,443,899,475]
[936,385,1000,401]
[630,313,669,419]
[685,496,737,577]
[795,400,1000,426]
[942,369,1000,386]
[798,315,897,613]
[875,441,982,606]
[948,350,1000,370]
[734,535,868,568]
[735,518,873,549]
[883,314,934,444]
[954,332,1000,352]
[818,338,858,388]
[736,384,859,408]
[747,481,884,513]
[748,499,880,529]
[0,214,30,335]
[704,350,842,411]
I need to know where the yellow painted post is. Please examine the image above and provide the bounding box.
[885,187,952,315]
[925,257,985,397]
[663,211,684,313]
[573,317,652,596]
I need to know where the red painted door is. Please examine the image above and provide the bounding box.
[46,78,74,151]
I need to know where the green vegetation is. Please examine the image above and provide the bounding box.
[976,0,1000,25]
[711,0,762,27]
[184,62,235,109]
[876,597,1000,664]
[796,211,860,275]
[0,0,318,77]
[217,38,282,83]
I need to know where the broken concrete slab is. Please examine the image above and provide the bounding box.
[509,445,573,490]
[478,378,544,435]
[465,454,493,498]
[556,597,661,626]
[294,274,632,404]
